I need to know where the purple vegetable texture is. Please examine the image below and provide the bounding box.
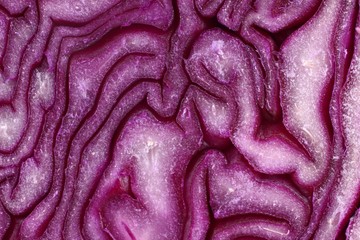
[0,0,360,239]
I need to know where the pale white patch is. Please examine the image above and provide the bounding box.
[0,109,24,151]
[33,69,55,107]
[123,119,182,216]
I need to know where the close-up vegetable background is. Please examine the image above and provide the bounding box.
[0,0,359,239]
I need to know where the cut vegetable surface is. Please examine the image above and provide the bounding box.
[0,0,360,239]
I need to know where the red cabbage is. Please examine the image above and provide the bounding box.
[0,0,359,239]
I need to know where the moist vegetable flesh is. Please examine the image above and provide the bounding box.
[0,0,360,239]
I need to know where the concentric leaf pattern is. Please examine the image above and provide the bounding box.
[0,0,359,239]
